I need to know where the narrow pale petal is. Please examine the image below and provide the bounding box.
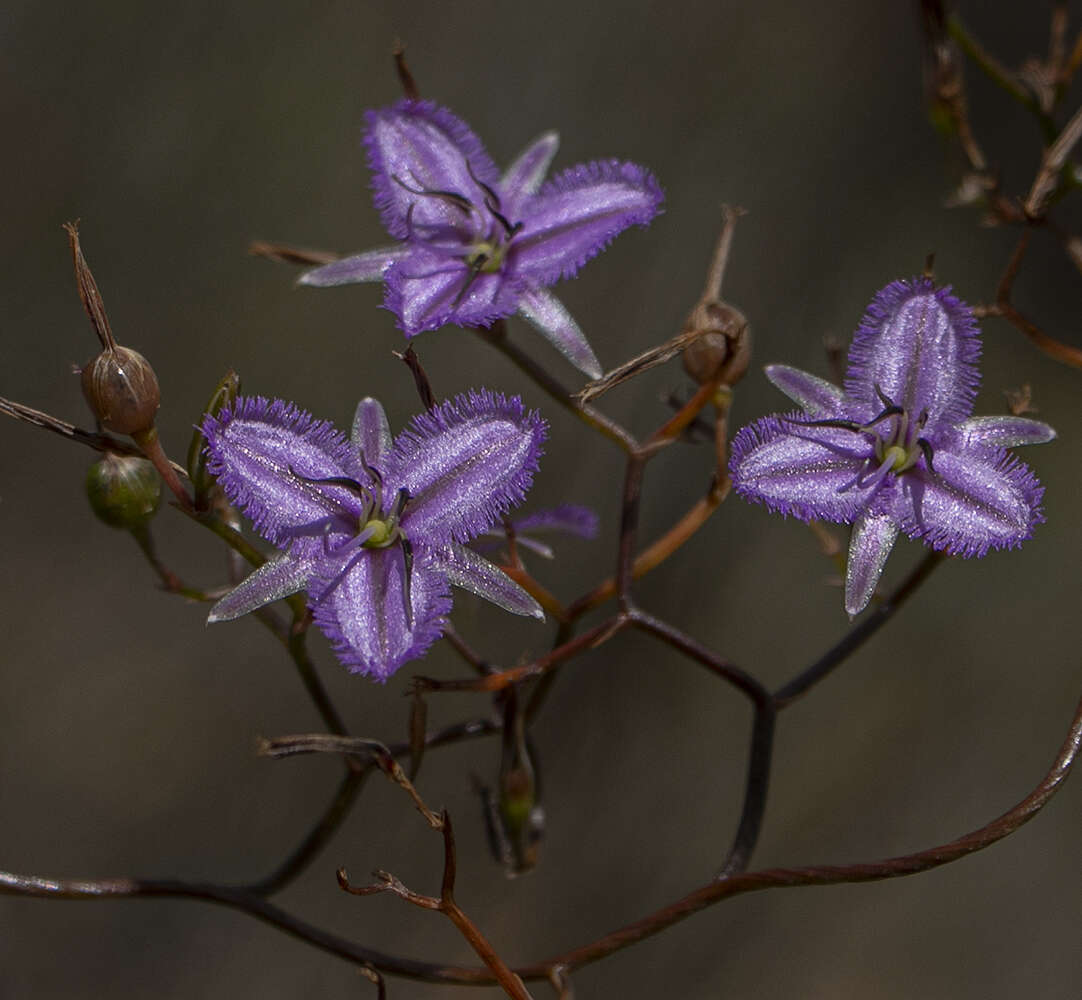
[365,100,500,241]
[207,554,318,622]
[844,278,981,429]
[387,390,546,544]
[351,398,393,467]
[844,513,899,616]
[510,504,600,539]
[765,365,845,417]
[500,131,560,214]
[959,415,1056,448]
[385,251,525,332]
[309,547,452,681]
[436,543,544,618]
[510,160,664,286]
[729,415,880,523]
[516,286,602,378]
[202,397,364,546]
[298,246,408,287]
[889,445,1044,557]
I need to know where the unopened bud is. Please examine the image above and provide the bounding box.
[682,301,751,388]
[81,346,161,436]
[86,452,161,531]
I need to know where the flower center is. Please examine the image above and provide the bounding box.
[466,239,508,274]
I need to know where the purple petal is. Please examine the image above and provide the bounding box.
[351,398,393,467]
[888,445,1044,557]
[728,414,879,522]
[298,246,408,287]
[436,543,544,618]
[844,513,899,616]
[516,286,602,378]
[309,547,452,681]
[500,131,560,215]
[364,100,500,241]
[844,278,981,430]
[207,553,318,623]
[959,415,1056,448]
[202,397,364,546]
[511,503,600,539]
[385,250,525,333]
[388,390,546,544]
[510,160,664,286]
[765,365,845,417]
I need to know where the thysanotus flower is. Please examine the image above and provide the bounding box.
[202,390,547,680]
[729,277,1054,616]
[298,99,664,379]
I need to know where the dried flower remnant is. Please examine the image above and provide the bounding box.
[729,277,1054,615]
[202,390,547,680]
[299,99,664,378]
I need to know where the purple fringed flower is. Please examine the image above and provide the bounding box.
[299,99,664,379]
[202,390,547,680]
[729,277,1055,616]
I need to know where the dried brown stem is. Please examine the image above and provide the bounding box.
[248,240,340,267]
[340,814,534,999]
[1025,101,1082,218]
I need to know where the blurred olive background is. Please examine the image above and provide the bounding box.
[1,1,1080,997]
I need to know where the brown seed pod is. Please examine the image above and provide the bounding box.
[681,301,751,388]
[81,346,161,436]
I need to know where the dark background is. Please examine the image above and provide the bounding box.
[1,2,1080,997]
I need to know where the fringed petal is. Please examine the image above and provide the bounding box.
[387,390,546,544]
[202,397,364,546]
[729,414,879,523]
[844,277,981,429]
[889,446,1044,557]
[364,100,500,242]
[510,160,663,286]
[309,547,452,681]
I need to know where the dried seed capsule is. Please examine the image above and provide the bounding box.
[682,301,751,388]
[85,452,161,531]
[81,346,161,436]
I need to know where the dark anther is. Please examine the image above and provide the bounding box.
[289,468,369,499]
[358,451,384,487]
[391,174,473,215]
[917,437,936,473]
[873,383,898,408]
[917,408,930,429]
[786,416,865,433]
[400,536,415,629]
[465,158,501,211]
[390,486,410,519]
[861,403,905,430]
[465,158,521,238]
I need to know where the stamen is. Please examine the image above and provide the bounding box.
[861,403,905,431]
[917,437,936,474]
[391,174,473,214]
[786,416,865,433]
[873,383,897,409]
[358,450,383,488]
[464,158,521,238]
[288,467,372,504]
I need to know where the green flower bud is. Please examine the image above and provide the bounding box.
[85,452,161,531]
